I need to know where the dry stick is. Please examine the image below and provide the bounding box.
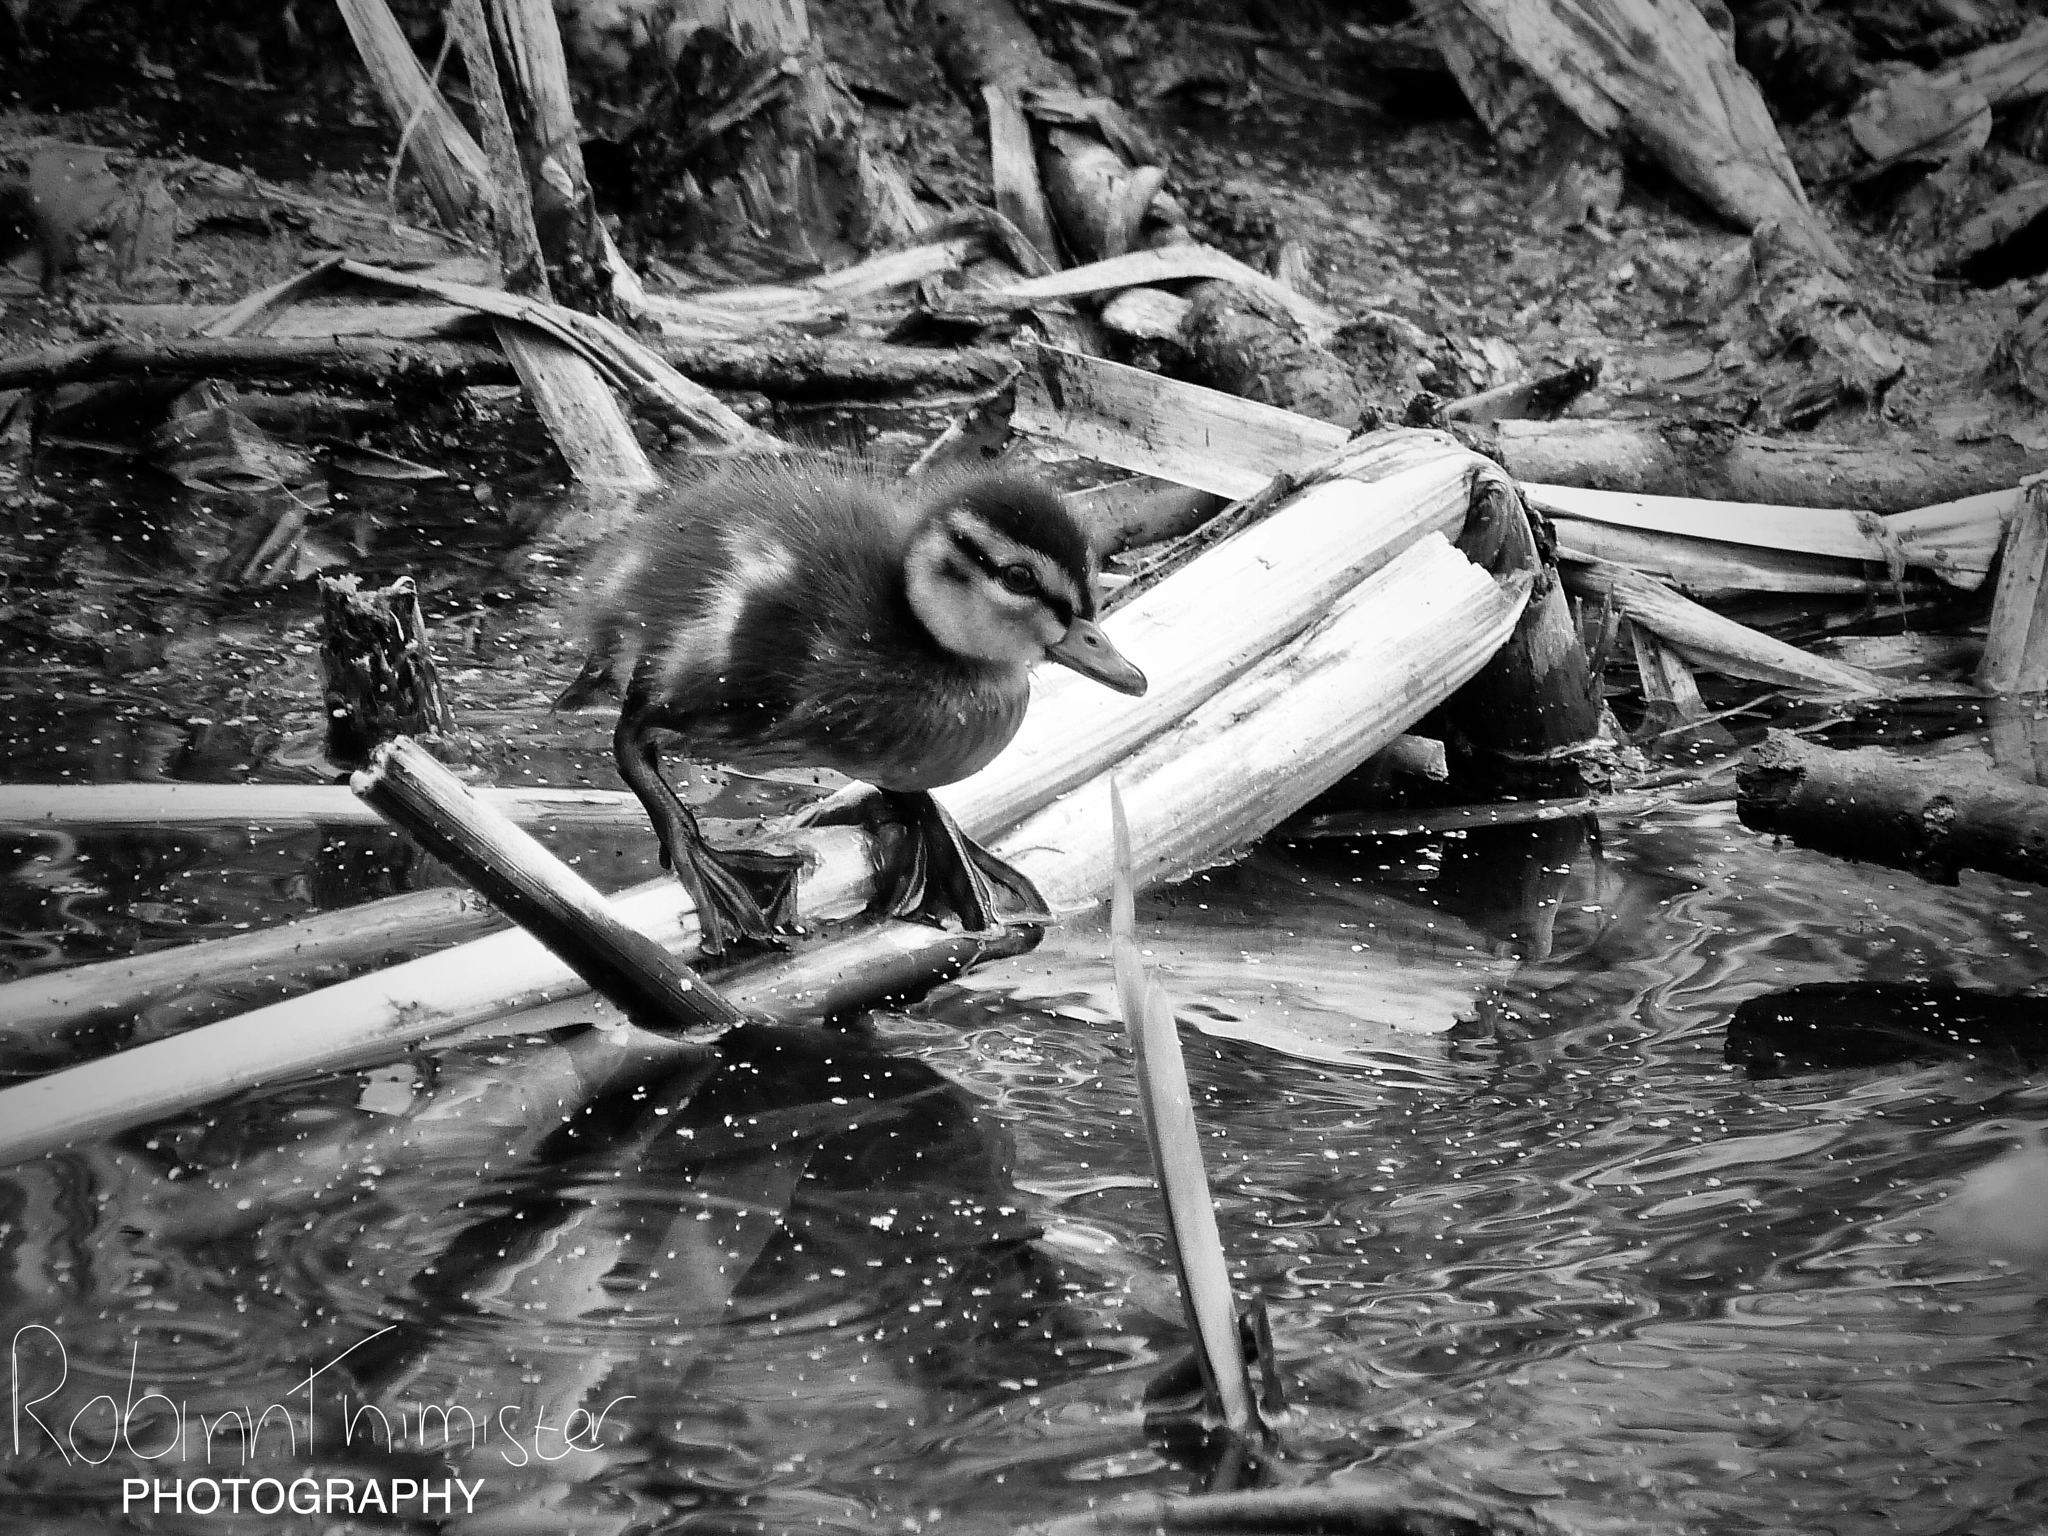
[1737,730,2048,887]
[0,887,504,1054]
[0,447,1527,1166]
[352,737,743,1034]
[0,781,642,828]
[385,26,460,218]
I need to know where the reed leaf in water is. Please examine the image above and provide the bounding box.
[1110,780,1256,1435]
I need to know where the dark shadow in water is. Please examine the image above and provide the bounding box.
[1726,981,2048,1077]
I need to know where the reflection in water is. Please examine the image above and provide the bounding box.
[5,786,2048,1530]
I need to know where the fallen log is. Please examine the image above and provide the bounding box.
[0,334,510,394]
[1460,416,2043,520]
[0,438,1531,1166]
[1525,481,1988,588]
[1177,277,1363,425]
[1737,731,2048,886]
[46,318,1019,400]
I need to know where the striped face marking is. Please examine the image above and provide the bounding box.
[904,507,1094,669]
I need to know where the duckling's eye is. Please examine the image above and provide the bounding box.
[1000,563,1037,594]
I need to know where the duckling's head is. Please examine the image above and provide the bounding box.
[904,473,1147,696]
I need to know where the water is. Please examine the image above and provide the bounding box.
[4,455,2047,1534]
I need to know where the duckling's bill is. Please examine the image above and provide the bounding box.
[1048,618,1147,695]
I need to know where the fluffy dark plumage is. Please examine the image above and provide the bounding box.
[564,457,1074,791]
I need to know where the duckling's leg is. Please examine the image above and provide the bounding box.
[614,709,787,955]
[877,789,1055,932]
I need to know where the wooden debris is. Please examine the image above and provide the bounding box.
[334,0,490,226]
[1442,355,1601,424]
[0,887,503,1059]
[1979,485,2048,695]
[1013,339,1346,498]
[1460,415,2041,524]
[1549,518,1890,598]
[340,259,774,450]
[467,0,625,310]
[1448,475,1606,774]
[1064,478,1227,555]
[1455,0,1848,270]
[319,575,451,765]
[1023,1482,1511,1536]
[0,332,510,394]
[445,0,548,293]
[1629,619,1717,737]
[997,245,1341,343]
[985,83,1061,266]
[1564,559,1899,696]
[1738,730,2048,887]
[1178,277,1363,425]
[1525,480,1988,589]
[354,737,744,1035]
[634,0,924,264]
[0,781,644,829]
[80,310,1014,399]
[0,447,1532,1166]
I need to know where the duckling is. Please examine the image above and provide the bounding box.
[559,458,1147,955]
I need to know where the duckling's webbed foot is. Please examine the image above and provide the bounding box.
[615,710,789,957]
[875,789,1054,933]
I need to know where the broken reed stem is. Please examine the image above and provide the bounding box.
[353,736,745,1035]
